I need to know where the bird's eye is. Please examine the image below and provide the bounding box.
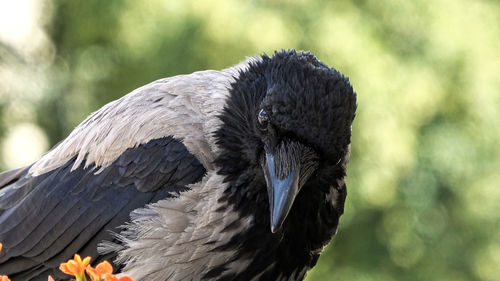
[257,109,269,129]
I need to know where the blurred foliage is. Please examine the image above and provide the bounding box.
[0,0,499,280]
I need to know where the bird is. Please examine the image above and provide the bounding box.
[0,50,357,281]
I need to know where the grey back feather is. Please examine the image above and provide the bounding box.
[29,59,257,176]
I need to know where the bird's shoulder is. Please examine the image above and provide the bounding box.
[29,68,237,177]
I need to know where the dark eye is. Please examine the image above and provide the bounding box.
[257,109,269,129]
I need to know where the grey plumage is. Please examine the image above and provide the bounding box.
[0,50,357,281]
[103,172,255,280]
[29,62,253,176]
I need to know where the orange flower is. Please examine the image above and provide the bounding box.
[104,275,118,281]
[86,266,101,281]
[86,261,134,281]
[95,261,113,275]
[48,276,55,281]
[0,242,3,253]
[86,261,113,281]
[59,254,91,281]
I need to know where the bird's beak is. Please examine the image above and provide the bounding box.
[263,152,301,233]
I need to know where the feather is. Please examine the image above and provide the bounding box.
[0,137,206,280]
[0,50,356,281]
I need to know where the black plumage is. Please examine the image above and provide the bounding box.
[0,137,204,280]
[212,51,355,279]
[0,50,356,281]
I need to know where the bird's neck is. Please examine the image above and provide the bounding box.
[213,168,346,280]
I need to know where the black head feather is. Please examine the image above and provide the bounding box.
[212,49,357,280]
[215,49,356,177]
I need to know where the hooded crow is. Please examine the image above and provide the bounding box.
[0,50,357,281]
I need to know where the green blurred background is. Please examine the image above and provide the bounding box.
[0,0,499,280]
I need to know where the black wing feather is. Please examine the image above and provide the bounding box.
[0,136,206,280]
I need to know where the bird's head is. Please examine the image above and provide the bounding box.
[215,50,356,233]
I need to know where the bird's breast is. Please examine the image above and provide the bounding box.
[102,171,257,281]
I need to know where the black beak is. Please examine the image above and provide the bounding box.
[264,153,300,233]
[262,141,319,233]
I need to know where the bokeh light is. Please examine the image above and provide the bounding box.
[1,123,48,168]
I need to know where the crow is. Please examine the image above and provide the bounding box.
[0,50,357,281]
